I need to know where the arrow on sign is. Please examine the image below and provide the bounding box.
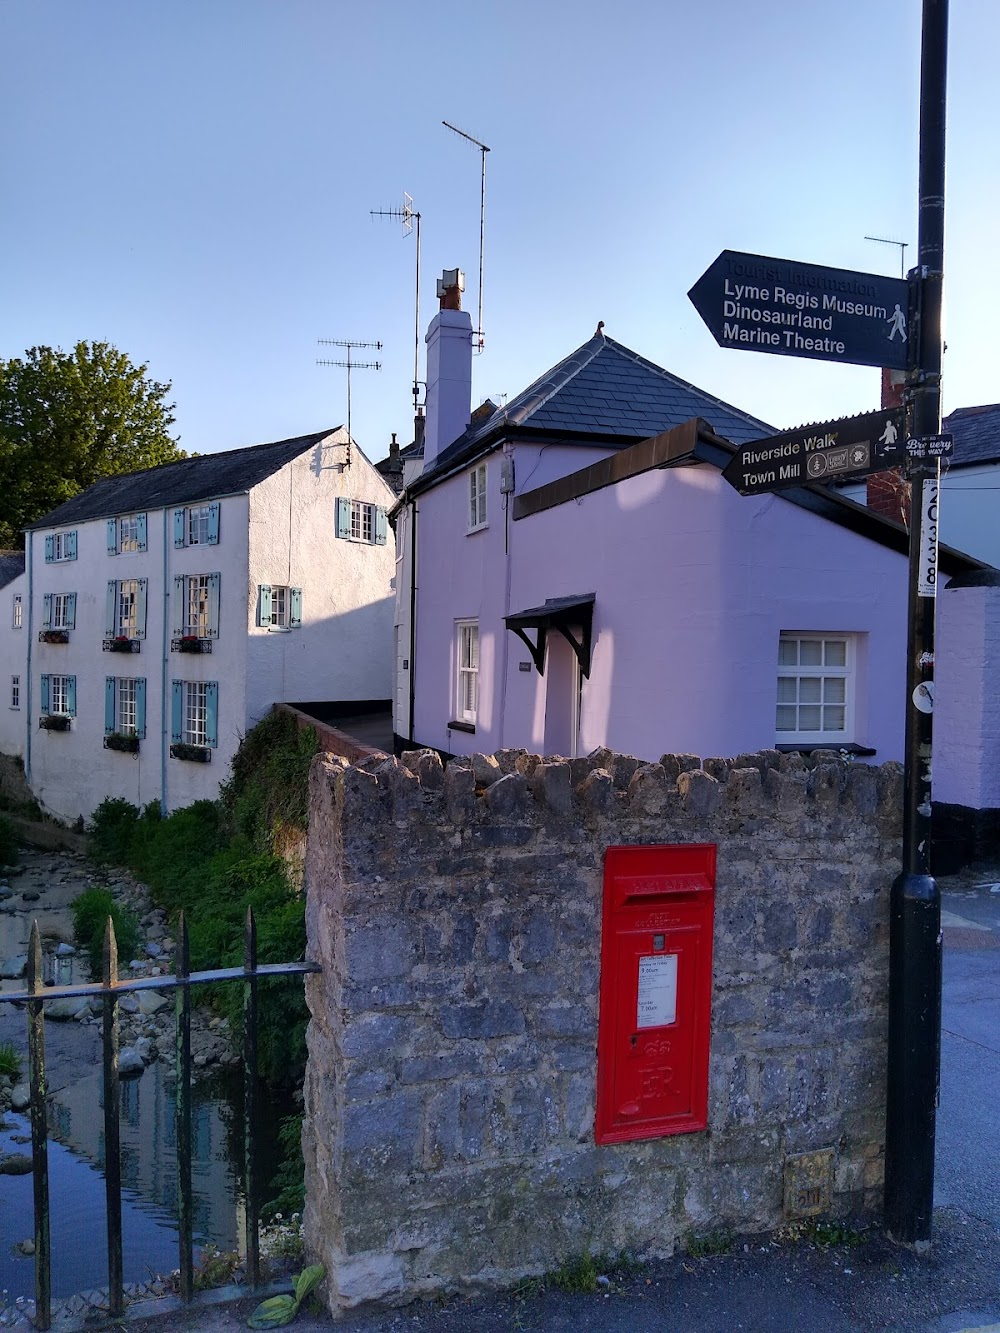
[689,250,911,370]
[721,407,905,496]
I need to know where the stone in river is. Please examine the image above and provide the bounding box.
[43,997,88,1021]
[0,1154,33,1175]
[0,954,27,980]
[118,1048,145,1079]
[10,1084,30,1111]
[21,892,40,902]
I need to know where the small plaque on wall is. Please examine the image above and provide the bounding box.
[518,661,531,672]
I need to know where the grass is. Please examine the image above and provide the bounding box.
[774,1218,868,1248]
[0,1042,22,1081]
[71,887,142,977]
[686,1229,735,1258]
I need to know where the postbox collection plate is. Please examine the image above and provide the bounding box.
[595,844,716,1144]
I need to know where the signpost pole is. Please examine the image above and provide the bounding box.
[884,0,948,1245]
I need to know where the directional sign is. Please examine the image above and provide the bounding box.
[722,407,905,496]
[689,250,911,370]
[906,433,954,460]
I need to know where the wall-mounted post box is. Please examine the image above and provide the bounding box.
[595,844,716,1144]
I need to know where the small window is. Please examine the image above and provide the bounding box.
[173,504,220,548]
[456,620,479,724]
[335,498,388,545]
[49,674,74,716]
[468,464,487,531]
[271,585,288,628]
[776,633,855,745]
[257,585,302,630]
[186,575,211,636]
[170,679,218,749]
[12,595,22,630]
[105,676,147,739]
[109,514,147,554]
[11,675,20,709]
[52,593,75,630]
[185,681,208,745]
[45,531,77,563]
[118,581,139,637]
[117,677,138,735]
[172,573,220,640]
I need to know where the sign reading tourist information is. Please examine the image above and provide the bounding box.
[722,407,906,496]
[688,251,911,370]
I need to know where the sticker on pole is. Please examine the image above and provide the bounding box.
[917,477,940,598]
[912,681,935,714]
[637,954,678,1028]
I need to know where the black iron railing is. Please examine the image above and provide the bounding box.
[0,909,319,1331]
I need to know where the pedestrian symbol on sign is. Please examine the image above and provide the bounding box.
[888,304,908,341]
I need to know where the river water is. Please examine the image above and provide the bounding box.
[0,848,287,1303]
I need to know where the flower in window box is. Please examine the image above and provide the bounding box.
[39,629,70,645]
[178,635,202,653]
[170,741,211,762]
[104,732,140,753]
[109,636,134,653]
[39,714,71,732]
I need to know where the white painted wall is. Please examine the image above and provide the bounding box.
[0,571,28,762]
[246,433,395,721]
[936,582,1000,809]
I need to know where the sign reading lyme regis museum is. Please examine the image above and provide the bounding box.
[688,250,911,371]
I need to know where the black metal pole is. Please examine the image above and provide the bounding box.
[884,0,948,1245]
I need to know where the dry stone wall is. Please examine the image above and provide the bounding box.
[302,746,900,1311]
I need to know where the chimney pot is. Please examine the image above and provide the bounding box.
[437,268,465,311]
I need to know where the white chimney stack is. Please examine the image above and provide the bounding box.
[423,267,472,468]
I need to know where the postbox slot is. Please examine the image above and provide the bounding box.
[596,844,715,1145]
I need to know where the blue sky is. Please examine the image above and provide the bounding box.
[3,0,997,463]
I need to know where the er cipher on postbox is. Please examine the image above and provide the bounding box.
[595,844,716,1145]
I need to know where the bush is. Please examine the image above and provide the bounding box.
[221,710,319,853]
[71,887,143,977]
[0,813,18,868]
[89,798,140,864]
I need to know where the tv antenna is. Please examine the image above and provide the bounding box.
[316,338,382,466]
[443,120,490,353]
[371,193,422,418]
[864,235,909,278]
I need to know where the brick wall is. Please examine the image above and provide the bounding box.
[302,746,900,1311]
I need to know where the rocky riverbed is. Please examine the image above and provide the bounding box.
[0,843,239,1120]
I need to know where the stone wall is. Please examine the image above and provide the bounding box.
[302,746,900,1311]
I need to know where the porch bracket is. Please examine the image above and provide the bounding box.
[504,593,595,680]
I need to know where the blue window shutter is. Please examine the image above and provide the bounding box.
[375,508,387,546]
[290,587,302,627]
[137,513,147,552]
[66,593,77,629]
[40,675,50,714]
[207,503,220,544]
[136,678,147,739]
[66,531,77,560]
[205,682,219,747]
[106,581,118,636]
[105,678,116,734]
[66,676,77,716]
[107,519,118,555]
[207,572,221,638]
[172,575,185,636]
[44,536,54,563]
[42,594,52,630]
[174,508,186,547]
[336,497,351,539]
[258,584,272,627]
[171,681,184,742]
[136,579,148,640]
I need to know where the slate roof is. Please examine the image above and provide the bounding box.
[0,550,25,590]
[413,332,774,493]
[945,403,1000,467]
[27,428,343,530]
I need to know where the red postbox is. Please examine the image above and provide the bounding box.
[595,844,716,1144]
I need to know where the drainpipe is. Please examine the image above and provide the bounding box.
[160,508,170,815]
[25,534,33,783]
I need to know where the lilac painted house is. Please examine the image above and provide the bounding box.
[391,271,985,767]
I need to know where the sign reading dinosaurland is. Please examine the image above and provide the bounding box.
[689,250,912,371]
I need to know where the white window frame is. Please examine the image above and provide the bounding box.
[347,500,375,543]
[776,633,855,746]
[52,593,72,630]
[184,681,208,746]
[13,595,22,629]
[117,579,139,638]
[50,674,71,717]
[116,677,138,736]
[456,620,479,725]
[118,515,141,554]
[468,463,487,532]
[187,506,212,546]
[51,533,71,562]
[270,585,288,628]
[185,575,211,637]
[11,675,20,710]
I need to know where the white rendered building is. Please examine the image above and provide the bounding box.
[1,427,395,821]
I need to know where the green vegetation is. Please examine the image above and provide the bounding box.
[0,813,18,868]
[88,710,320,1083]
[686,1229,735,1258]
[0,1042,22,1081]
[263,1114,305,1221]
[71,887,142,976]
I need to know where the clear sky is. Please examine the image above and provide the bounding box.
[3,0,997,464]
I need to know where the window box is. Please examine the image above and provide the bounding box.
[171,636,212,654]
[39,629,70,645]
[170,742,211,763]
[104,636,140,654]
[39,714,71,732]
[104,732,140,754]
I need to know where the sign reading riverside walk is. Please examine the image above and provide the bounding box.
[689,250,911,371]
[722,407,905,496]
